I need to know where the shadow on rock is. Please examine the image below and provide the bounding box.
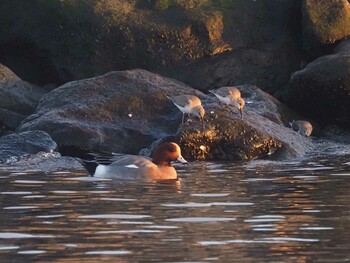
[18,70,314,161]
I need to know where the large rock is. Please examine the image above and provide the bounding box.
[18,69,203,153]
[171,41,302,94]
[302,0,350,50]
[0,130,57,164]
[144,84,313,160]
[284,40,350,129]
[18,69,313,160]
[0,0,303,93]
[0,152,85,173]
[0,64,46,132]
[0,128,83,172]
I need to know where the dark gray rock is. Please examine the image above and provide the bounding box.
[0,64,46,114]
[0,108,26,130]
[0,130,57,163]
[0,0,303,94]
[0,151,85,173]
[19,70,313,160]
[18,69,204,153]
[335,38,350,54]
[169,40,302,94]
[283,41,350,129]
[0,64,46,131]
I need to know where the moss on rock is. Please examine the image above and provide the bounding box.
[303,0,350,49]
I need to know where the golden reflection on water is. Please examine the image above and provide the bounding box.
[0,158,350,262]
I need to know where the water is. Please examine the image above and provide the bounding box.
[1,154,350,262]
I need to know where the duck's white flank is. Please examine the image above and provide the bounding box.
[94,164,107,178]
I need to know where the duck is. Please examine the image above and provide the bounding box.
[82,142,187,181]
[209,86,245,119]
[168,95,205,129]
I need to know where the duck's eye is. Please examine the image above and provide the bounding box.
[168,146,176,153]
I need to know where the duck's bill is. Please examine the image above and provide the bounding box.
[239,109,243,119]
[177,155,188,164]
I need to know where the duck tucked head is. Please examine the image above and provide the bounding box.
[152,142,187,166]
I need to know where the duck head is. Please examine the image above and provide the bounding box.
[152,142,187,166]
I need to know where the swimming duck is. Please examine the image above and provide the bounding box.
[84,142,187,181]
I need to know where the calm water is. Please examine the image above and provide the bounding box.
[1,147,350,262]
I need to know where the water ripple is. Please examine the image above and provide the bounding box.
[36,214,64,219]
[107,221,153,225]
[1,191,33,195]
[22,195,46,199]
[3,206,38,210]
[79,214,151,219]
[18,250,46,254]
[262,237,319,242]
[0,246,19,250]
[300,227,333,230]
[166,217,236,223]
[244,218,284,223]
[162,202,253,208]
[85,250,131,255]
[0,233,55,239]
[1,153,350,262]
[96,230,162,234]
[199,239,285,246]
[191,193,230,197]
[207,169,228,173]
[14,180,47,184]
[100,198,136,201]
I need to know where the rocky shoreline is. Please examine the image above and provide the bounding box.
[0,0,349,171]
[0,66,323,171]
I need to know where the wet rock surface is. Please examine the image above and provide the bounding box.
[0,130,57,164]
[0,152,85,173]
[17,69,314,161]
[0,129,84,172]
[0,64,46,131]
[18,69,204,154]
[176,113,283,161]
[144,85,314,161]
[283,41,350,129]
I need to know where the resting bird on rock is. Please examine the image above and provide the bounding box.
[290,120,313,137]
